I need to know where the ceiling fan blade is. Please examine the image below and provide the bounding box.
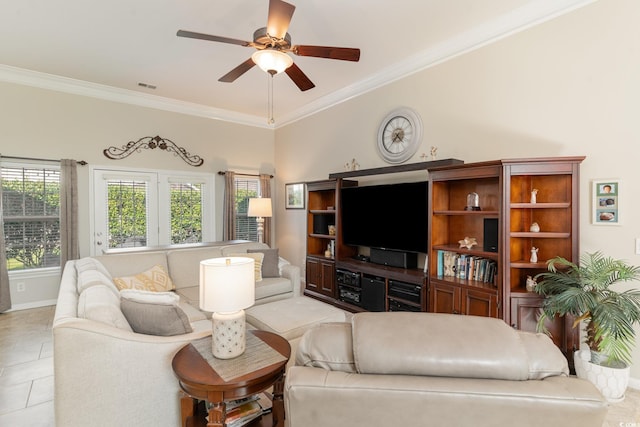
[177,30,251,47]
[293,45,360,62]
[218,58,256,83]
[267,0,295,40]
[285,63,315,91]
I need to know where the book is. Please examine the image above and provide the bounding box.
[226,401,262,427]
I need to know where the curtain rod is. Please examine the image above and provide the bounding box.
[217,171,273,178]
[1,155,87,165]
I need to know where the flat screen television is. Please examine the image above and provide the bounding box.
[341,181,428,254]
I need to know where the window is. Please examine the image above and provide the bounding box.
[92,168,213,255]
[2,164,61,271]
[166,179,203,244]
[234,176,259,241]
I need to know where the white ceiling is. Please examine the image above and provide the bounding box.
[0,0,594,128]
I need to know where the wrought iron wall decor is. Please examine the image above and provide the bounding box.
[103,135,204,167]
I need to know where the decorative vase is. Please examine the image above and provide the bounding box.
[573,349,630,402]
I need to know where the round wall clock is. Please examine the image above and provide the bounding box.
[376,107,423,164]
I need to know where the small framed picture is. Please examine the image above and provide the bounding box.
[592,179,620,225]
[285,182,305,209]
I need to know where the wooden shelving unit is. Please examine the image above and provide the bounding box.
[427,157,584,365]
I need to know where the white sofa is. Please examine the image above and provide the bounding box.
[52,241,300,427]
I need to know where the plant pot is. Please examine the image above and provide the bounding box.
[573,349,630,402]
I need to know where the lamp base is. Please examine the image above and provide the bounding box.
[211,310,246,359]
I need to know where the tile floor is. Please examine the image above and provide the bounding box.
[1,305,639,426]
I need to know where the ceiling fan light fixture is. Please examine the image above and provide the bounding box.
[251,49,293,75]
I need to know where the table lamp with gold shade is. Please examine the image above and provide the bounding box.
[199,257,255,359]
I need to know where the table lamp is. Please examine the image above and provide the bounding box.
[199,257,255,359]
[248,197,272,243]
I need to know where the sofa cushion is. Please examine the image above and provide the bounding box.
[77,284,132,331]
[255,277,292,300]
[295,322,356,372]
[75,257,112,279]
[248,248,280,278]
[220,242,270,256]
[227,252,264,282]
[120,290,193,336]
[93,252,169,279]
[166,247,225,289]
[518,331,569,379]
[113,264,175,292]
[77,269,119,296]
[246,296,347,341]
[352,312,531,381]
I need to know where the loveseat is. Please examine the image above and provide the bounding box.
[285,312,608,427]
[52,240,300,427]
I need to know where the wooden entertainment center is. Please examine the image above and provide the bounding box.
[303,156,584,363]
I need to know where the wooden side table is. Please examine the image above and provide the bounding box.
[172,330,291,427]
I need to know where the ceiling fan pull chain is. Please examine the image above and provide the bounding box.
[268,73,275,124]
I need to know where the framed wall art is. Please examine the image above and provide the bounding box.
[592,179,620,225]
[285,182,305,209]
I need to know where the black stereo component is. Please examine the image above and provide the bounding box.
[336,269,361,288]
[483,218,499,252]
[388,298,421,312]
[370,247,418,269]
[362,275,386,312]
[388,280,422,305]
[339,286,362,306]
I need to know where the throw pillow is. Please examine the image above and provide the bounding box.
[113,264,175,292]
[120,289,193,336]
[227,253,264,282]
[247,248,280,278]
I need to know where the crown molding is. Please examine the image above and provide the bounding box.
[0,64,271,129]
[275,0,597,127]
[0,0,595,130]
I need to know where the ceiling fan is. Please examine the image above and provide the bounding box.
[177,0,360,91]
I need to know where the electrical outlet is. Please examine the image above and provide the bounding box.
[16,282,26,292]
[636,238,640,255]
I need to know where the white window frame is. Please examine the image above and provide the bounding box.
[89,166,215,256]
[1,160,62,276]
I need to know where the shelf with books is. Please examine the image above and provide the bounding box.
[434,249,498,287]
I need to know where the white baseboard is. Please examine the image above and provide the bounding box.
[628,377,640,390]
[7,299,57,312]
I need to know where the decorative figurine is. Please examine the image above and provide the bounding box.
[526,276,537,292]
[430,146,438,160]
[458,237,478,250]
[464,192,481,211]
[325,244,332,258]
[530,247,539,263]
[530,222,540,232]
[344,159,360,171]
[530,189,538,204]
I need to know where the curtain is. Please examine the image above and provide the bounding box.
[0,156,11,312]
[223,171,236,241]
[60,159,79,267]
[260,174,272,246]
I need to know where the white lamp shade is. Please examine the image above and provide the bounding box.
[199,257,255,313]
[248,197,272,218]
[251,49,293,74]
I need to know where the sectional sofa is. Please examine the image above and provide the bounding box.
[52,240,300,427]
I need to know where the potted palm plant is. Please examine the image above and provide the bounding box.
[534,251,640,401]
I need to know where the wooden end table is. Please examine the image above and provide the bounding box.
[172,330,291,427]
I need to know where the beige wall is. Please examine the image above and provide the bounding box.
[1,83,274,308]
[3,0,640,381]
[274,0,640,380]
